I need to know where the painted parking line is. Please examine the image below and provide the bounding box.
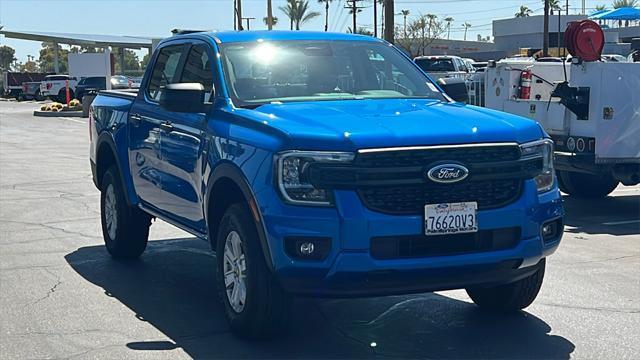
[602,219,640,226]
[59,117,86,124]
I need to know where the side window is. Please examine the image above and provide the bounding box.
[180,44,214,101]
[148,45,185,101]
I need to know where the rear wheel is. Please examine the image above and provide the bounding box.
[100,166,151,259]
[215,203,291,339]
[466,259,545,311]
[558,170,618,198]
[34,90,44,101]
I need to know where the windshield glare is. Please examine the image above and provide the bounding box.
[220,40,445,106]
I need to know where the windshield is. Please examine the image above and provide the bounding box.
[415,58,456,72]
[220,40,445,107]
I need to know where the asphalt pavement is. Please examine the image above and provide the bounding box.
[1,100,639,359]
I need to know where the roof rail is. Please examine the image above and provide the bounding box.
[171,29,210,35]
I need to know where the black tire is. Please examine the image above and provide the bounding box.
[34,90,45,102]
[558,170,618,198]
[215,203,291,339]
[466,259,546,311]
[100,166,151,259]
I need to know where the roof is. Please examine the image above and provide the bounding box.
[0,30,153,49]
[589,7,640,21]
[200,30,382,44]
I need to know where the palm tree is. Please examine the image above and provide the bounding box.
[280,0,320,30]
[318,0,332,32]
[515,5,533,18]
[444,16,454,39]
[263,16,279,27]
[612,0,638,8]
[400,9,410,37]
[279,0,297,30]
[547,0,562,15]
[462,22,472,41]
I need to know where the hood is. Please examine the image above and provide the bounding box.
[247,99,544,151]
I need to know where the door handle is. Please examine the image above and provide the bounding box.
[130,113,142,124]
[160,122,174,133]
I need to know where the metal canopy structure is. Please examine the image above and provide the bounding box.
[589,7,640,21]
[0,29,154,73]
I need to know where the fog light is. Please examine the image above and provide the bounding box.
[284,236,331,260]
[300,242,315,255]
[541,218,562,243]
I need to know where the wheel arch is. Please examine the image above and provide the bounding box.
[205,162,274,272]
[95,134,135,206]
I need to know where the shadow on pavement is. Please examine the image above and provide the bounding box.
[65,239,575,359]
[562,194,640,236]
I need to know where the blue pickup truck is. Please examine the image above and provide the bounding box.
[89,31,563,338]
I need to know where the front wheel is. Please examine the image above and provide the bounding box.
[215,203,291,339]
[466,259,546,311]
[100,166,151,259]
[558,170,618,198]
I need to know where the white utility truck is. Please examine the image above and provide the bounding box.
[481,21,639,197]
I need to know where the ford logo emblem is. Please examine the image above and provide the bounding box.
[427,164,469,184]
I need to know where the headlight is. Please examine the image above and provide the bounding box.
[276,151,355,205]
[520,139,554,193]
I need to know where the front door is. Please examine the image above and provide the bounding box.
[155,43,215,233]
[129,43,187,210]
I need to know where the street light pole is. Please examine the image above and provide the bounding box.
[543,0,549,57]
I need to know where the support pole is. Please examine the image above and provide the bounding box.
[119,48,125,75]
[543,0,550,57]
[53,43,60,73]
[267,0,273,30]
[373,0,378,37]
[383,0,394,43]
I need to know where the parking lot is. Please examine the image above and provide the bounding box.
[0,100,638,359]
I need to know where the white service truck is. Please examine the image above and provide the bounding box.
[482,59,640,197]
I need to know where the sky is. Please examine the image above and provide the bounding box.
[0,0,612,64]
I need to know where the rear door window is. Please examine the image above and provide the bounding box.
[415,58,455,72]
[147,44,186,101]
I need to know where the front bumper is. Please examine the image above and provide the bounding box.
[257,179,564,297]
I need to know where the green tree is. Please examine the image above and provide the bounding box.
[18,60,38,72]
[515,6,533,18]
[279,0,320,30]
[113,48,140,73]
[595,4,608,10]
[612,0,638,8]
[140,52,151,69]
[347,26,373,35]
[0,45,16,70]
[38,42,69,73]
[547,0,562,15]
[462,22,472,41]
[444,16,454,39]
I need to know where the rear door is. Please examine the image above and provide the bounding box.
[128,43,187,210]
[154,41,214,233]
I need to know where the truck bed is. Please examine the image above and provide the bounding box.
[99,89,138,99]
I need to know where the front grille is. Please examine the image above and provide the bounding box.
[308,144,539,215]
[359,179,522,214]
[371,227,521,259]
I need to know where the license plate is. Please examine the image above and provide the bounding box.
[425,202,478,235]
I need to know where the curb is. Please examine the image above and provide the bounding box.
[33,110,85,118]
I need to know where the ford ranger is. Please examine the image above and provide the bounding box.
[89,31,564,338]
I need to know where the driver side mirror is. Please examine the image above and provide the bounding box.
[159,83,205,113]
